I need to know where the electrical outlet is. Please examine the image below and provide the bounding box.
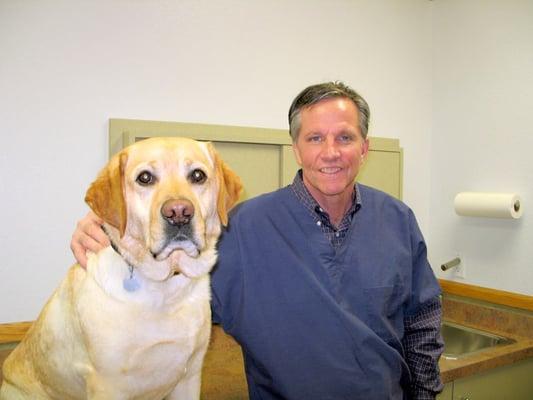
[454,255,466,279]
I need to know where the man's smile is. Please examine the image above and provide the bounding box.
[319,167,342,174]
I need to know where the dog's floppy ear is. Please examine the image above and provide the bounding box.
[209,144,243,226]
[85,152,128,237]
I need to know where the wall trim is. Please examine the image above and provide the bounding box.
[0,322,32,344]
[439,279,533,312]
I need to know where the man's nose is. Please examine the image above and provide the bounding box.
[321,138,340,159]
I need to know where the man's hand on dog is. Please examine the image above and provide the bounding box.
[71,211,109,269]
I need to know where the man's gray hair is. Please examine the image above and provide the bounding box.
[288,81,370,142]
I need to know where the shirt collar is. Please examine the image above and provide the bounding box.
[290,169,362,221]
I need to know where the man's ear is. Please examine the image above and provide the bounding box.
[292,142,303,166]
[359,138,370,165]
[208,143,243,226]
[85,152,128,237]
[362,138,370,157]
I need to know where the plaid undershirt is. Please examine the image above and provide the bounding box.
[290,170,361,250]
[290,171,444,399]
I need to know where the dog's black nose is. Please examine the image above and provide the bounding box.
[161,199,194,226]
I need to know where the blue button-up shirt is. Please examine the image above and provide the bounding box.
[211,175,443,399]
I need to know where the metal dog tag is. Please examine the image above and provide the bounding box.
[123,266,141,292]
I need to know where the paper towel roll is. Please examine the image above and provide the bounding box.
[454,192,523,219]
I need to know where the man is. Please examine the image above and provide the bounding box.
[71,82,443,399]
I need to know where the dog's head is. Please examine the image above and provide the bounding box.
[85,137,242,280]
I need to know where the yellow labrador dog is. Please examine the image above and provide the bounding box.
[1,137,242,400]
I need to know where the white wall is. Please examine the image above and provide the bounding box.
[430,0,533,295]
[1,0,530,324]
[0,0,433,323]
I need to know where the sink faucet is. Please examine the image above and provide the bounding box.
[441,257,461,271]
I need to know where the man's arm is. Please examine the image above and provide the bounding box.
[403,297,444,399]
[404,209,444,399]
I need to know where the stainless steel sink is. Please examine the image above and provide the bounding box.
[441,321,515,359]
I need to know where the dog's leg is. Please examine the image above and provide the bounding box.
[85,371,128,400]
[0,382,32,400]
[166,321,211,400]
[165,371,202,400]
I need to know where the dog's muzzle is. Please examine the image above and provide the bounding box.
[153,198,199,260]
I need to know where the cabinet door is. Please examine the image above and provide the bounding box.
[358,148,402,199]
[211,141,283,202]
[436,382,453,400]
[453,358,533,400]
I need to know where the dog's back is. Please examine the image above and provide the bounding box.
[1,266,90,399]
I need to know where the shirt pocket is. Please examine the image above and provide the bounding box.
[362,285,404,341]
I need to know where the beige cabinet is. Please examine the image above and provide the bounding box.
[452,358,533,400]
[437,358,533,400]
[109,119,403,201]
[437,382,453,400]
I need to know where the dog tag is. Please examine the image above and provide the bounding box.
[123,266,141,292]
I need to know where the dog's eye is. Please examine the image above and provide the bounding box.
[189,169,207,184]
[136,171,155,186]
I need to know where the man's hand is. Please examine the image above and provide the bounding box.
[70,211,110,269]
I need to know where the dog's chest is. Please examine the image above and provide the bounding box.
[100,315,207,392]
[74,261,211,395]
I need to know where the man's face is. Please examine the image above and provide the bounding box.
[293,97,369,206]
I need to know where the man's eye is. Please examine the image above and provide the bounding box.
[339,135,354,142]
[136,171,155,186]
[189,169,207,184]
[308,135,322,143]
